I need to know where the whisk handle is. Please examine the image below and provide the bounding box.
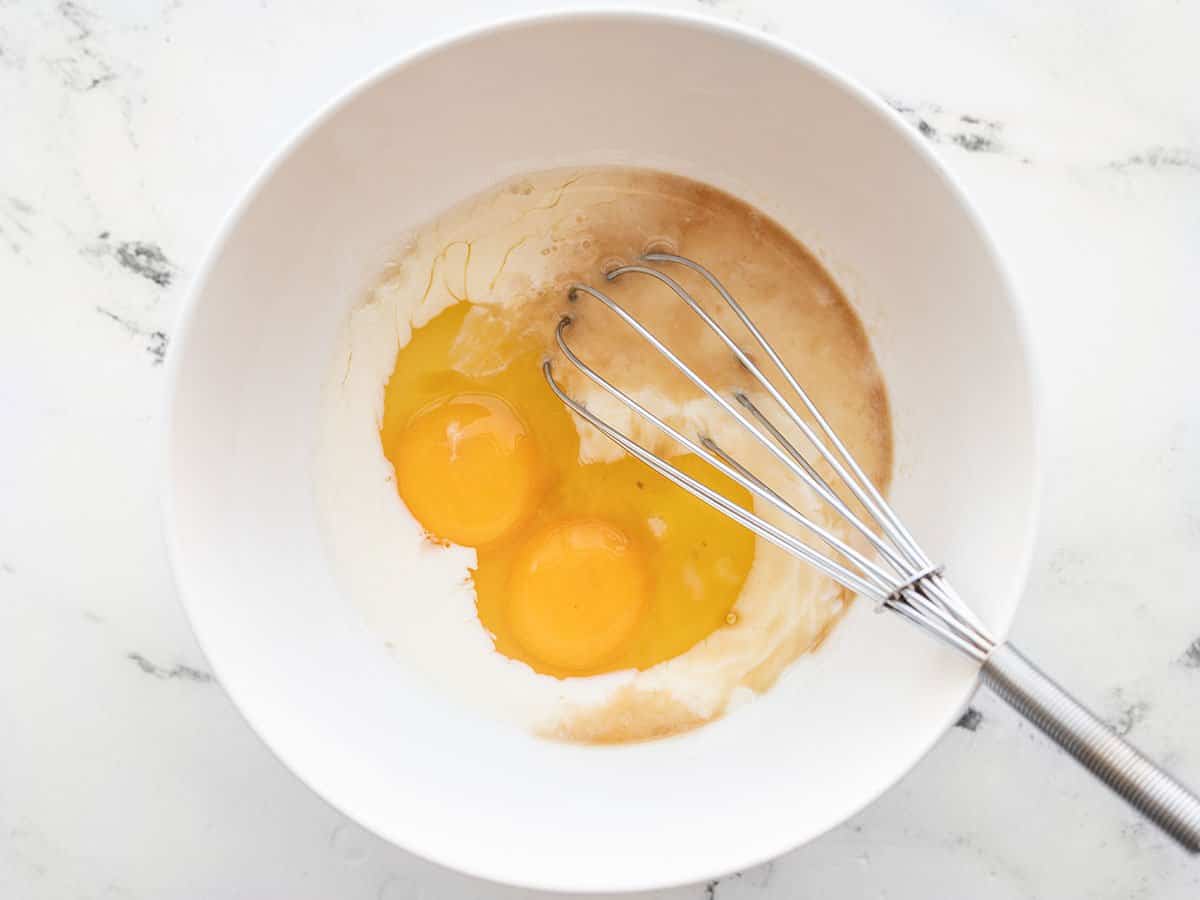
[981,642,1200,852]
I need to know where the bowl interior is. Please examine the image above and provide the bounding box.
[166,13,1038,892]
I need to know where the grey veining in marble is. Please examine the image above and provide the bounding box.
[4,1,1200,898]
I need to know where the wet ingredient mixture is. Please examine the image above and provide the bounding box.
[316,168,892,742]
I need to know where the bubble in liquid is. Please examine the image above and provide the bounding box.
[642,237,678,257]
[600,256,625,275]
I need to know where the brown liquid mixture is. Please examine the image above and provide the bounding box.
[372,168,892,742]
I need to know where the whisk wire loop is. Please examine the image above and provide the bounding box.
[642,252,929,569]
[553,258,988,647]
[609,263,910,575]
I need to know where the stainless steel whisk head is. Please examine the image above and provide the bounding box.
[543,252,993,662]
[542,252,1200,852]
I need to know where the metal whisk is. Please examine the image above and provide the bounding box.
[543,252,1200,851]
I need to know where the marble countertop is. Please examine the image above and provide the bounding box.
[4,1,1200,897]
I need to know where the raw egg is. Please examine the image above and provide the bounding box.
[391,394,540,547]
[507,518,649,673]
[380,301,755,678]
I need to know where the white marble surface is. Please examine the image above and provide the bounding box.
[4,0,1200,896]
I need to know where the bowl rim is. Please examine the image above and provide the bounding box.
[162,6,1044,892]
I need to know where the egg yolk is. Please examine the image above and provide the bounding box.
[507,520,648,672]
[391,394,540,546]
[380,301,755,678]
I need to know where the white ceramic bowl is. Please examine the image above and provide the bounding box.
[164,10,1039,893]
